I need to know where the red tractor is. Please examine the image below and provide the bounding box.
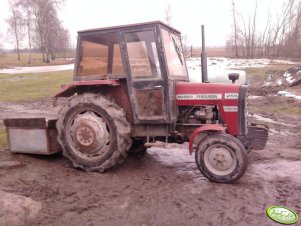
[6,21,268,183]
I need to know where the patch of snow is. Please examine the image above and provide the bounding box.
[187,57,246,84]
[283,72,291,78]
[248,96,262,99]
[251,114,277,124]
[276,79,283,85]
[262,81,271,86]
[277,90,301,100]
[206,57,300,69]
[286,76,296,84]
[187,57,300,84]
[250,114,297,127]
[0,64,74,74]
[282,68,301,86]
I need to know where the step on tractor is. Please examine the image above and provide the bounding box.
[4,21,268,183]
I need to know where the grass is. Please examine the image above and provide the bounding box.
[189,47,233,58]
[243,64,298,77]
[0,52,74,69]
[0,122,7,148]
[0,70,72,102]
[268,106,301,115]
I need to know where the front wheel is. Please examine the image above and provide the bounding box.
[195,133,247,183]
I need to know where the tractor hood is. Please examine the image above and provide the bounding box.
[176,82,248,136]
[176,82,241,105]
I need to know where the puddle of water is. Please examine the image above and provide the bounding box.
[148,144,210,185]
[148,143,193,166]
[247,160,301,184]
[148,143,301,190]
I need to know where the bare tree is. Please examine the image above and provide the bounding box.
[0,33,3,55]
[164,5,172,26]
[227,1,258,58]
[284,0,301,57]
[260,6,271,57]
[18,0,33,64]
[6,0,24,61]
[250,1,257,58]
[31,0,49,62]
[5,0,70,62]
[46,12,70,60]
[231,0,239,58]
[56,27,71,58]
[227,0,301,59]
[270,0,293,58]
[240,2,257,58]
[30,0,67,62]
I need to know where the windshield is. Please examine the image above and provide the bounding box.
[161,29,188,77]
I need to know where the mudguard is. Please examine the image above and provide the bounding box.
[189,124,225,154]
[54,80,121,97]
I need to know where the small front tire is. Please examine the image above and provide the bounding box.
[195,133,248,183]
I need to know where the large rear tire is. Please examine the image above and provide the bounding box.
[56,93,132,172]
[195,133,247,183]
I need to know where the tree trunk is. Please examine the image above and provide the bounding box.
[232,0,239,58]
[27,9,32,64]
[13,10,20,61]
[16,41,20,61]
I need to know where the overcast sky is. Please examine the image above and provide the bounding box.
[0,0,285,48]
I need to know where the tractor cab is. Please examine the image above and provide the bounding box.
[74,21,188,124]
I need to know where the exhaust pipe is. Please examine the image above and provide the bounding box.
[201,25,208,83]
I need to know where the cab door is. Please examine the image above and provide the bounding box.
[122,29,168,124]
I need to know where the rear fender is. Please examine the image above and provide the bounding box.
[189,124,225,154]
[54,80,121,97]
[53,80,134,123]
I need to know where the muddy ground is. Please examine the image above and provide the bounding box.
[0,80,300,226]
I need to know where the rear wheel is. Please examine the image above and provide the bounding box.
[195,133,247,183]
[56,93,132,172]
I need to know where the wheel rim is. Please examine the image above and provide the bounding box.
[66,109,111,159]
[203,144,237,176]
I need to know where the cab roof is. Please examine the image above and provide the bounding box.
[78,21,181,35]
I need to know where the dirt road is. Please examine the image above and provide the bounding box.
[0,84,300,226]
